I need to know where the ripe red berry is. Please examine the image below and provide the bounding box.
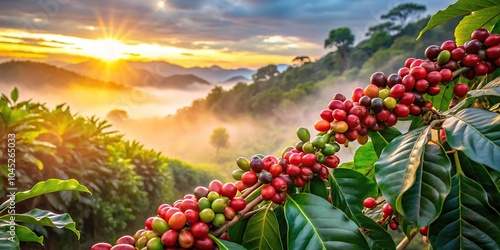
[450,47,465,61]
[425,45,441,60]
[333,93,346,101]
[241,171,258,187]
[465,39,482,54]
[386,73,403,88]
[440,40,457,52]
[486,46,500,59]
[352,87,365,102]
[261,185,276,200]
[440,69,453,82]
[415,79,430,93]
[382,203,394,215]
[208,180,223,194]
[471,28,490,42]
[370,72,387,87]
[484,34,500,48]
[399,92,415,106]
[453,83,469,98]
[229,197,246,212]
[271,177,288,192]
[427,85,441,96]
[401,75,415,91]
[419,226,429,236]
[385,112,398,127]
[220,183,237,200]
[398,67,410,78]
[328,100,345,110]
[389,84,406,98]
[393,104,410,118]
[474,62,489,76]
[332,109,347,121]
[320,109,334,122]
[363,197,377,209]
[410,66,427,79]
[461,54,480,67]
[405,58,416,68]
[425,71,442,86]
[389,221,399,230]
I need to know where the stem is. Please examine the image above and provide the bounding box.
[454,151,463,175]
[396,230,417,250]
[240,181,263,199]
[243,205,268,219]
[451,67,470,80]
[211,195,264,237]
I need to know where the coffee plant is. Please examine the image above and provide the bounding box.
[89,1,500,249]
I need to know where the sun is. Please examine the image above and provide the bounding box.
[157,1,165,8]
[89,39,126,62]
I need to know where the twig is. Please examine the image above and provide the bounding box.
[396,230,417,250]
[240,182,263,199]
[211,195,264,237]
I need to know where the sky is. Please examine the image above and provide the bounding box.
[0,0,456,69]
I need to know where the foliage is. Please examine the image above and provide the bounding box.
[94,1,500,250]
[381,3,427,29]
[0,179,90,250]
[0,90,217,248]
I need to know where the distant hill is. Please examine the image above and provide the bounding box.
[222,75,250,84]
[0,60,129,91]
[64,59,164,87]
[129,61,255,83]
[159,74,211,89]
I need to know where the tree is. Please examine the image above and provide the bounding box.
[210,127,229,160]
[381,3,426,29]
[106,109,128,122]
[292,55,311,66]
[252,64,279,82]
[366,21,400,36]
[324,27,354,71]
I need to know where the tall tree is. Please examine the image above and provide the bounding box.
[366,21,400,37]
[324,27,354,71]
[252,64,279,82]
[210,127,230,160]
[381,3,426,29]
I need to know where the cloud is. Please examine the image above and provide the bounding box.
[0,0,456,65]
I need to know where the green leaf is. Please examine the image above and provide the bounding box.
[285,193,369,250]
[356,215,396,250]
[428,174,500,249]
[309,176,328,201]
[369,126,402,158]
[10,88,18,103]
[0,209,80,239]
[274,206,288,250]
[227,219,249,245]
[15,224,43,244]
[460,152,500,211]
[339,161,354,169]
[0,222,19,250]
[330,169,378,216]
[209,234,247,250]
[242,206,283,250]
[400,144,452,227]
[0,179,91,210]
[409,116,425,130]
[455,5,500,45]
[352,141,377,179]
[426,82,456,112]
[443,108,500,170]
[468,87,500,98]
[418,0,500,39]
[374,126,431,210]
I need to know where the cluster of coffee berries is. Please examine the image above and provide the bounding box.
[91,180,246,250]
[313,29,499,143]
[362,197,398,230]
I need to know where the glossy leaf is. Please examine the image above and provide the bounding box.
[10,88,18,103]
[428,174,500,249]
[455,5,500,45]
[375,126,431,209]
[15,224,43,245]
[369,126,402,157]
[274,206,288,250]
[0,209,80,239]
[443,108,500,170]
[227,219,249,244]
[460,152,500,211]
[356,215,396,250]
[309,176,328,201]
[409,115,425,131]
[330,169,378,216]
[400,144,452,227]
[242,206,283,250]
[418,0,500,41]
[352,141,377,179]
[285,193,369,250]
[209,234,247,250]
[0,222,19,250]
[0,179,91,210]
